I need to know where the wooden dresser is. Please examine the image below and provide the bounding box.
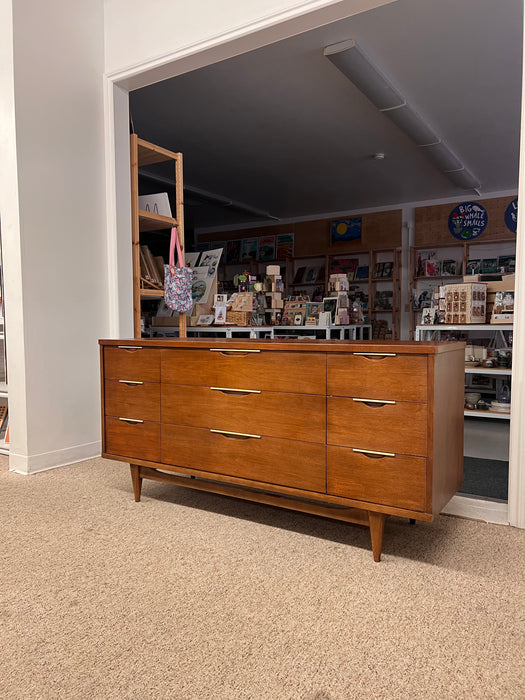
[99,338,464,561]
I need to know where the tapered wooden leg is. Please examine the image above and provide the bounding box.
[130,464,143,502]
[369,511,387,562]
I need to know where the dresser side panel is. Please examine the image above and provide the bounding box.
[431,350,465,513]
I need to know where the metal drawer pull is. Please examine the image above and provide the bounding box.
[118,417,144,424]
[119,380,144,386]
[210,387,261,394]
[353,398,396,405]
[353,352,396,357]
[210,429,261,439]
[117,345,143,351]
[353,448,395,458]
[209,348,261,354]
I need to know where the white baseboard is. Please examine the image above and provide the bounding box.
[8,441,102,474]
[441,494,509,525]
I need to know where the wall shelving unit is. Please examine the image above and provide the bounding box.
[415,323,513,421]
[130,135,186,338]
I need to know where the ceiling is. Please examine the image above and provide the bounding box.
[129,0,523,233]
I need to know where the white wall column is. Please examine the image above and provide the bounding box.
[507,8,525,528]
[2,0,108,473]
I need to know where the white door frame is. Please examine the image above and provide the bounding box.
[102,2,525,529]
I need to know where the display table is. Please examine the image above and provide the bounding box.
[150,324,372,340]
[99,338,464,561]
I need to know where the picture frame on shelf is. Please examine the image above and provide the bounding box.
[465,259,481,275]
[421,308,437,325]
[425,259,441,277]
[306,302,322,319]
[322,297,338,324]
[469,374,496,390]
[213,306,227,324]
[441,259,457,276]
[196,314,215,326]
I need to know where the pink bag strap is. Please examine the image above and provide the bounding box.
[169,226,184,268]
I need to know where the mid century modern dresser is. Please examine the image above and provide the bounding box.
[99,338,465,561]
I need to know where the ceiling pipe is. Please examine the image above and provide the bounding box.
[138,169,280,221]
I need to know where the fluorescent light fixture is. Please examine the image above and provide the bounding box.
[420,141,463,172]
[324,39,403,110]
[386,104,438,146]
[324,39,480,191]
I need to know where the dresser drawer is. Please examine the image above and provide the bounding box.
[327,397,427,456]
[161,425,326,492]
[327,446,426,511]
[161,385,326,443]
[327,353,427,402]
[161,348,325,394]
[104,416,160,462]
[104,346,160,382]
[104,380,160,422]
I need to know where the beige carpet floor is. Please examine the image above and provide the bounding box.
[0,456,524,700]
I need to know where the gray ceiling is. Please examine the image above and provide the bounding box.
[129,0,523,232]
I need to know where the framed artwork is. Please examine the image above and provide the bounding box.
[276,233,294,259]
[330,218,362,244]
[257,235,276,261]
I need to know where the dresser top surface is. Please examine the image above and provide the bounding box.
[99,338,465,355]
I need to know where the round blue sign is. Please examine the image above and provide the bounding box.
[448,202,488,240]
[504,198,518,233]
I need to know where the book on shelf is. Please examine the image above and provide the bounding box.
[381,261,393,278]
[140,245,163,288]
[481,258,498,274]
[355,265,369,280]
[498,255,515,273]
[305,267,319,283]
[293,266,307,284]
[374,262,384,278]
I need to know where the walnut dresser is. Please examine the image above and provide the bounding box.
[99,338,465,561]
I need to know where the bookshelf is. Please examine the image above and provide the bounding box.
[409,239,516,335]
[130,135,186,338]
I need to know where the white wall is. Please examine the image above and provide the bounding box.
[104,0,396,88]
[1,0,108,473]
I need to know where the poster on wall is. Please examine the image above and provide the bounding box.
[505,198,518,233]
[448,202,488,240]
[330,218,362,244]
[257,235,276,261]
[240,238,258,261]
[276,233,294,259]
[226,240,241,264]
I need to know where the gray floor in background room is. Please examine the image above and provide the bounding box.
[460,457,509,501]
